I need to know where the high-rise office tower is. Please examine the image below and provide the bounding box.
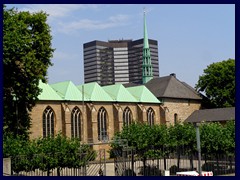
[83,13,159,86]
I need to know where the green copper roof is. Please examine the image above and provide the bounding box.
[38,81,161,104]
[143,11,149,49]
[142,11,153,84]
[127,85,161,104]
[77,82,113,102]
[103,84,138,102]
[50,81,89,101]
[38,80,63,100]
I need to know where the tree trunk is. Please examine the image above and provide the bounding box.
[143,157,147,176]
[177,148,180,171]
[57,167,61,176]
[164,157,167,170]
[190,153,194,170]
[216,155,219,175]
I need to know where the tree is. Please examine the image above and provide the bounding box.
[200,122,235,175]
[168,123,196,171]
[3,5,55,138]
[195,58,235,108]
[3,132,95,176]
[111,122,235,175]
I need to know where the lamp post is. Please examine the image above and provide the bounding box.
[82,84,84,142]
[195,122,202,176]
[16,96,19,135]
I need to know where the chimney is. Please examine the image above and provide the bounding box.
[170,73,176,78]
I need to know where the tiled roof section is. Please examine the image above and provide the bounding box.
[145,75,202,100]
[50,81,89,101]
[77,82,113,102]
[185,107,235,123]
[102,84,138,102]
[122,82,141,88]
[38,80,63,100]
[127,85,161,104]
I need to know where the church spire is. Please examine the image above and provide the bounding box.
[142,10,153,84]
[143,10,149,49]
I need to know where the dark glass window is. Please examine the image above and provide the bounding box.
[98,107,108,141]
[147,108,154,126]
[43,106,54,137]
[71,107,81,139]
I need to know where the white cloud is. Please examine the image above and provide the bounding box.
[57,14,130,34]
[17,4,99,20]
[53,51,79,61]
[109,14,129,22]
[15,4,130,35]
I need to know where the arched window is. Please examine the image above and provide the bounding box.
[174,113,178,125]
[71,107,81,139]
[123,107,132,127]
[42,106,54,138]
[98,107,108,141]
[147,108,154,126]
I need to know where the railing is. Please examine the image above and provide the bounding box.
[113,146,235,176]
[5,145,235,176]
[9,149,106,176]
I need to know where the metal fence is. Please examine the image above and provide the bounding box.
[113,146,235,176]
[9,149,106,176]
[6,146,235,176]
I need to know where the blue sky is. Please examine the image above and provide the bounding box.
[5,4,235,88]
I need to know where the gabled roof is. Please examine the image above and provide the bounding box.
[185,107,235,123]
[38,81,62,101]
[126,85,161,104]
[76,82,113,102]
[145,75,202,100]
[102,84,138,102]
[50,81,89,101]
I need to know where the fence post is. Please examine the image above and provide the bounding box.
[195,122,202,176]
[103,149,106,176]
[131,148,134,176]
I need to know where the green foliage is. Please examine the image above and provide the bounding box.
[111,122,160,158]
[223,121,235,155]
[3,6,55,138]
[200,121,235,156]
[3,132,94,174]
[168,123,196,147]
[195,59,235,108]
[200,122,223,155]
[111,121,235,159]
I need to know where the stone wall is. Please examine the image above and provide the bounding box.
[29,101,162,143]
[28,98,201,159]
[30,101,63,139]
[161,98,201,125]
[3,158,11,176]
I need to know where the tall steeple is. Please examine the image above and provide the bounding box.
[142,10,153,84]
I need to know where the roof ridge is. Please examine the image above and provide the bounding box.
[65,81,72,96]
[115,84,124,99]
[38,81,63,100]
[180,80,200,96]
[104,84,121,100]
[162,76,172,96]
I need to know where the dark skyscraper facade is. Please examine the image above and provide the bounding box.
[83,12,159,86]
[83,39,159,86]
